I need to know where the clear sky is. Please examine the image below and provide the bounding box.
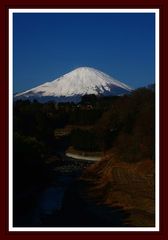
[13,12,155,93]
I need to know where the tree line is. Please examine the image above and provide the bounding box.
[13,87,155,194]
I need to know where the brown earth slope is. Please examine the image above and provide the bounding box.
[81,153,155,227]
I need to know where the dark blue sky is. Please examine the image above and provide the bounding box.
[13,12,155,93]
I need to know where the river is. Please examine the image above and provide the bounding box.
[13,155,129,227]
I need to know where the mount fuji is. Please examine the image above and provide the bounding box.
[14,67,132,103]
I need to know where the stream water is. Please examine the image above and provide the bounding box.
[13,156,129,227]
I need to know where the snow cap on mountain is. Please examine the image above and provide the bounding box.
[15,67,132,102]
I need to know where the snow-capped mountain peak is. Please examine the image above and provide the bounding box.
[15,67,132,102]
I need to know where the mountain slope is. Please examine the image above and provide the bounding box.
[15,67,132,102]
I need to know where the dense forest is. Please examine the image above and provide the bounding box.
[13,87,155,226]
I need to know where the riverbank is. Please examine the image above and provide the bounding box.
[81,158,155,226]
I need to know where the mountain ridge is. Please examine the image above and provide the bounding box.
[14,67,132,103]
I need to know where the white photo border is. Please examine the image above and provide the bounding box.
[8,8,160,232]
